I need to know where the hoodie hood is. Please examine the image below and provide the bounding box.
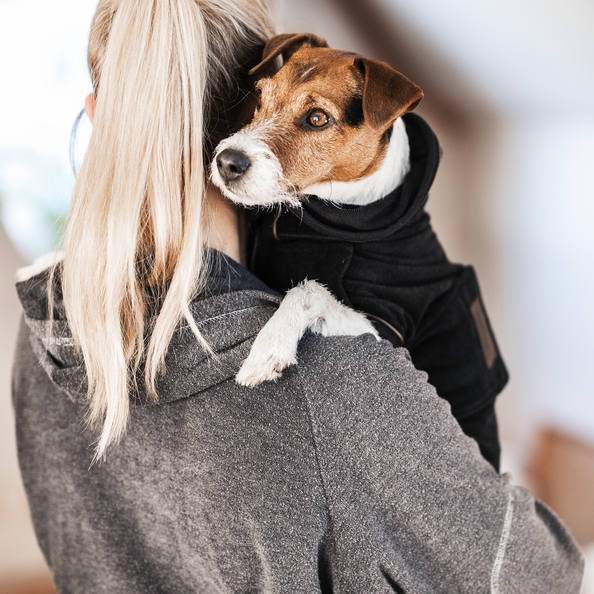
[15,252,281,405]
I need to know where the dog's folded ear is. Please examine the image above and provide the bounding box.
[355,57,424,131]
[249,33,329,78]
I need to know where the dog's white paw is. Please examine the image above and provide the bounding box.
[235,353,295,387]
[235,280,379,387]
[236,336,298,387]
[314,303,380,340]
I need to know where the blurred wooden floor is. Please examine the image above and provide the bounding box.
[0,573,57,594]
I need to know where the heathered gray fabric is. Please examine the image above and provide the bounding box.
[12,254,583,593]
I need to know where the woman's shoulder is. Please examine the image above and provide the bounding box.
[287,331,583,593]
[292,332,442,416]
[283,331,470,483]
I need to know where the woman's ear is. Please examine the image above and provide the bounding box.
[84,94,96,123]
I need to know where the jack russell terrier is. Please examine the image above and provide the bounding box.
[211,33,508,469]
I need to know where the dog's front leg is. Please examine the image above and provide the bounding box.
[236,280,380,386]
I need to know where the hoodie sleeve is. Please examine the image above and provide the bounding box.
[295,333,584,593]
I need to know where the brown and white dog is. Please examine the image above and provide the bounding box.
[211,33,424,385]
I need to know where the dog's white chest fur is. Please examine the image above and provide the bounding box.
[302,118,410,205]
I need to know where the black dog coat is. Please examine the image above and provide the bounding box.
[247,113,508,470]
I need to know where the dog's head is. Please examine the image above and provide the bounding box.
[211,33,423,208]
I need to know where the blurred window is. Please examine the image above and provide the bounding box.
[0,0,96,262]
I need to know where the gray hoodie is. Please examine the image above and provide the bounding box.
[12,253,583,593]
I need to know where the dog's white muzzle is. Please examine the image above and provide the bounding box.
[211,128,300,208]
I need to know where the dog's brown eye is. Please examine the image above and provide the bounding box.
[308,110,329,127]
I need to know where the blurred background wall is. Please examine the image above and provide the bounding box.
[1,0,593,591]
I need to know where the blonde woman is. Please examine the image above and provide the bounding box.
[12,0,583,591]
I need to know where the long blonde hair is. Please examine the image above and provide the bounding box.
[62,0,275,460]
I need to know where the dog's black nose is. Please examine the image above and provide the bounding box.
[216,149,251,184]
